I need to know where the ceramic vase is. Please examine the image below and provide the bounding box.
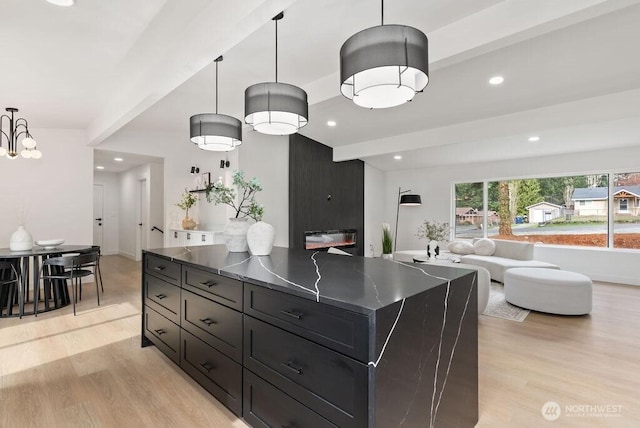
[247,221,275,256]
[224,217,250,252]
[182,216,196,230]
[381,253,393,260]
[10,225,33,251]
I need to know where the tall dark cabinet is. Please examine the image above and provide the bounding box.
[289,134,365,255]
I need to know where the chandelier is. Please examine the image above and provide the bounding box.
[0,107,42,159]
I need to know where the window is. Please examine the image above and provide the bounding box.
[454,182,483,239]
[613,172,640,249]
[457,174,611,248]
[619,198,628,212]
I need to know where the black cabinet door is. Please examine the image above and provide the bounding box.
[243,369,338,428]
[144,254,181,285]
[244,283,369,361]
[244,316,368,428]
[181,330,242,416]
[145,274,180,323]
[144,306,180,364]
[181,289,242,362]
[182,266,243,311]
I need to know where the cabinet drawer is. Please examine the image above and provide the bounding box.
[244,283,369,361]
[181,330,242,416]
[183,266,242,311]
[145,254,181,285]
[182,289,242,362]
[144,306,180,364]
[145,274,180,323]
[244,316,367,428]
[243,369,338,428]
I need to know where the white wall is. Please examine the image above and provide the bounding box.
[238,131,289,247]
[383,145,640,285]
[99,128,231,246]
[93,171,121,255]
[364,164,386,257]
[0,129,92,247]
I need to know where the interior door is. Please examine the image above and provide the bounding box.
[138,179,148,259]
[93,184,104,248]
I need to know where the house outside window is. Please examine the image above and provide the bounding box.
[619,198,628,212]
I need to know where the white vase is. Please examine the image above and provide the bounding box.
[381,253,393,260]
[224,217,250,252]
[10,225,33,251]
[247,221,275,256]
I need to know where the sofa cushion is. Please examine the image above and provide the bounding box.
[460,254,559,283]
[474,238,496,256]
[492,239,533,260]
[448,240,475,255]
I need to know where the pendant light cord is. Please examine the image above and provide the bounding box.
[381,0,384,25]
[215,59,219,114]
[275,18,278,82]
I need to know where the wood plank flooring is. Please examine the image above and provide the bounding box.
[1,255,639,427]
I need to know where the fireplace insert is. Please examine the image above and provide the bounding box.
[304,229,357,250]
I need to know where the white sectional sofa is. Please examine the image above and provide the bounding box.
[459,239,559,283]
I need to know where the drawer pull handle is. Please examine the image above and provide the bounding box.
[200,362,214,373]
[280,309,303,320]
[280,361,303,375]
[153,266,166,272]
[154,329,166,336]
[199,318,216,326]
[154,294,167,300]
[199,280,217,288]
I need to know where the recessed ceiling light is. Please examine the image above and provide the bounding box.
[96,166,105,170]
[114,157,124,162]
[528,136,540,142]
[46,0,75,6]
[327,120,337,127]
[489,76,504,85]
[394,155,402,160]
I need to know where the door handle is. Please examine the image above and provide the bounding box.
[95,218,102,221]
[138,223,143,226]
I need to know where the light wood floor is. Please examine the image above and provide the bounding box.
[1,255,639,427]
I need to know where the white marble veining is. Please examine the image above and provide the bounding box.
[368,298,406,368]
[256,254,320,300]
[216,255,252,275]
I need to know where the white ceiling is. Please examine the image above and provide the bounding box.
[2,0,640,172]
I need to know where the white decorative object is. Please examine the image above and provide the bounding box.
[10,225,33,251]
[247,221,275,256]
[473,238,496,256]
[448,240,475,255]
[381,253,393,260]
[34,239,65,249]
[224,217,250,252]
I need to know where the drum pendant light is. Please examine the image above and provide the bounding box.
[244,12,308,136]
[190,56,242,151]
[340,0,429,109]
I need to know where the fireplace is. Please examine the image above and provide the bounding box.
[304,229,357,251]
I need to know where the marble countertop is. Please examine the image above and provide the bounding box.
[145,245,475,314]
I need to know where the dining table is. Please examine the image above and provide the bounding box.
[0,244,96,317]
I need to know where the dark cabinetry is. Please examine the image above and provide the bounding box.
[142,247,478,428]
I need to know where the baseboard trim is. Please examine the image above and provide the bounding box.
[119,251,137,261]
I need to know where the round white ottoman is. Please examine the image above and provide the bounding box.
[504,268,592,315]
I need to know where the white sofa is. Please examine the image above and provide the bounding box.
[460,239,559,283]
[393,252,490,314]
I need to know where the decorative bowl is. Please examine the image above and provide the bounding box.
[35,239,65,249]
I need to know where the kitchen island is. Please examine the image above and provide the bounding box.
[141,245,478,428]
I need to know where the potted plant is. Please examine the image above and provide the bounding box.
[381,223,393,260]
[176,189,198,230]
[206,170,272,253]
[415,220,450,258]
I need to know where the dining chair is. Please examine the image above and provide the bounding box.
[76,246,104,297]
[37,254,100,316]
[0,261,20,317]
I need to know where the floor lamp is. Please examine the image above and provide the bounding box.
[394,187,422,252]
